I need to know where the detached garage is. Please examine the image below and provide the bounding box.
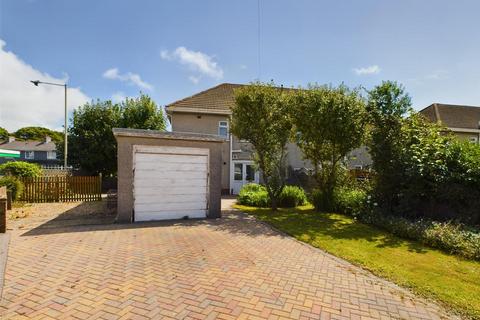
[113,128,224,223]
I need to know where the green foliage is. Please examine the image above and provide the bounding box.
[0,176,24,200]
[0,161,42,178]
[355,209,480,261]
[0,127,9,140]
[445,138,480,187]
[237,183,270,207]
[231,82,293,210]
[290,84,367,211]
[63,100,121,176]
[369,109,480,224]
[120,94,167,129]
[62,93,166,176]
[366,81,412,212]
[14,126,63,143]
[237,183,307,208]
[279,185,308,207]
[239,183,265,193]
[311,189,331,212]
[333,187,367,216]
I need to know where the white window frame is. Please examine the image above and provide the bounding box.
[24,151,34,160]
[218,121,229,138]
[47,151,57,160]
[469,136,478,143]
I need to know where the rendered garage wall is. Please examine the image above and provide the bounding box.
[114,129,224,223]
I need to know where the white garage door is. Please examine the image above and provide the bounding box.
[133,146,209,221]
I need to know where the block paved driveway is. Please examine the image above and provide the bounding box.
[0,199,457,320]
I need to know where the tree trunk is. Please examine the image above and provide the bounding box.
[271,196,278,211]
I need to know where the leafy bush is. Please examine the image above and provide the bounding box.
[0,176,24,200]
[311,189,330,212]
[0,161,42,178]
[278,185,307,207]
[238,183,307,208]
[354,208,480,260]
[239,183,265,193]
[334,187,367,216]
[367,110,480,225]
[237,183,270,207]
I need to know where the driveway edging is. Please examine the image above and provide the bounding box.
[0,232,10,300]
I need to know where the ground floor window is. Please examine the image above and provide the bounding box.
[47,151,57,159]
[24,151,34,159]
[234,163,243,180]
[245,164,255,181]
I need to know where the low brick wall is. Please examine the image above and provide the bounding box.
[0,187,6,233]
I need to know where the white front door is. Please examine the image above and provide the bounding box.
[231,161,259,194]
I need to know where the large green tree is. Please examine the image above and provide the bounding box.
[120,94,166,128]
[14,126,63,143]
[0,127,8,140]
[290,84,367,211]
[366,81,412,212]
[62,93,166,176]
[231,82,293,210]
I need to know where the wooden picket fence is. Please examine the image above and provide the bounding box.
[20,176,102,203]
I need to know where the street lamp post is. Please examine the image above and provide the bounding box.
[30,80,68,168]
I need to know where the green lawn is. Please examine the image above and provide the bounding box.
[235,204,480,319]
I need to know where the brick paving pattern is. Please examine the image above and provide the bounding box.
[0,206,458,319]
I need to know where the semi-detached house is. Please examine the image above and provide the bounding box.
[165,83,311,195]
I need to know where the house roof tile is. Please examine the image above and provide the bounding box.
[420,103,480,130]
[0,140,57,152]
[166,83,243,114]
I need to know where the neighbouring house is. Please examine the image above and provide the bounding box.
[0,136,59,165]
[345,146,372,170]
[420,103,480,144]
[165,83,367,194]
[165,83,312,194]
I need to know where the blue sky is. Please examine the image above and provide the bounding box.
[1,0,479,131]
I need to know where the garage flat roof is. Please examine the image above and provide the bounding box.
[113,128,226,142]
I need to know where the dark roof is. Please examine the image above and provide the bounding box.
[419,103,480,130]
[166,83,243,114]
[0,140,57,152]
[165,83,297,115]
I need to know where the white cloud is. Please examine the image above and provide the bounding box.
[188,75,200,84]
[111,91,126,103]
[103,68,119,79]
[160,50,171,60]
[161,46,224,80]
[353,65,381,75]
[0,39,90,132]
[102,67,153,90]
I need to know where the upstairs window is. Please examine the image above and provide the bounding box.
[25,151,34,159]
[47,151,57,159]
[218,121,229,138]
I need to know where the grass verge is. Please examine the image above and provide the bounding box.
[235,204,480,319]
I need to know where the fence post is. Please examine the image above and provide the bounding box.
[56,176,60,202]
[0,187,7,233]
[98,173,102,201]
[6,191,12,210]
